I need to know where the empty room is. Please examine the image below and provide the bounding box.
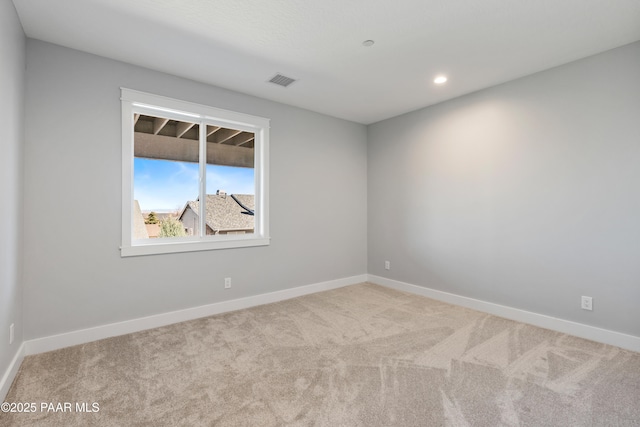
[1,0,639,425]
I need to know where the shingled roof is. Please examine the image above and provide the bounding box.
[179,193,254,233]
[133,200,149,239]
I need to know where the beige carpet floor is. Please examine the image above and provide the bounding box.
[2,283,639,426]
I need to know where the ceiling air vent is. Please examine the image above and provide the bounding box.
[268,73,296,88]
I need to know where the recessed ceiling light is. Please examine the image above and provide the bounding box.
[434,75,448,85]
[362,40,375,47]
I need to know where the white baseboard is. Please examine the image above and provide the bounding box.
[25,274,368,356]
[368,275,640,353]
[0,342,25,402]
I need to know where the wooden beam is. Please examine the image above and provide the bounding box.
[134,132,254,168]
[153,118,169,135]
[214,128,243,144]
[237,138,255,147]
[176,122,195,138]
[226,132,255,146]
[207,125,220,137]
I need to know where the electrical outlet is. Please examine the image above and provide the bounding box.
[384,261,391,270]
[9,323,14,345]
[224,277,231,289]
[581,296,593,311]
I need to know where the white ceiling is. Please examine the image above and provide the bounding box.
[12,0,640,124]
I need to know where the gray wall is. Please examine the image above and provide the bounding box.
[368,42,640,336]
[15,33,640,345]
[23,40,368,340]
[0,0,25,374]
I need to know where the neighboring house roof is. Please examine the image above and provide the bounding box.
[179,194,254,232]
[145,223,160,238]
[133,200,149,239]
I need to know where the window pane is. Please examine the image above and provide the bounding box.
[133,114,199,239]
[203,126,255,235]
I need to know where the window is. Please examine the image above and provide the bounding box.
[121,88,269,256]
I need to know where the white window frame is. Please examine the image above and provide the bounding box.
[121,88,270,257]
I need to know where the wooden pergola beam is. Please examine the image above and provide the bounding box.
[176,121,195,138]
[207,125,221,137]
[215,129,243,144]
[153,117,170,135]
[134,132,254,168]
[227,133,255,147]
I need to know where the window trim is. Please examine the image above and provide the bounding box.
[121,88,270,257]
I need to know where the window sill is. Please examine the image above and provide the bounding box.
[120,236,270,257]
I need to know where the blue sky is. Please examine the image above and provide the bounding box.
[134,158,254,212]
